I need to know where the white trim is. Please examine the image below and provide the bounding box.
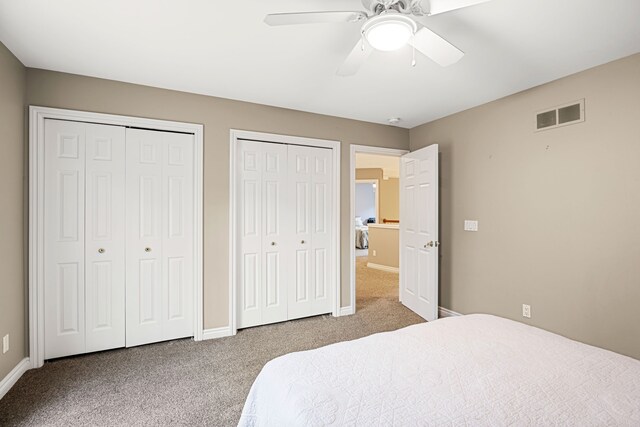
[355,178,379,224]
[366,262,399,273]
[350,145,408,314]
[0,358,30,400]
[29,106,205,368]
[438,307,462,318]
[202,326,233,340]
[339,305,355,316]
[229,129,341,335]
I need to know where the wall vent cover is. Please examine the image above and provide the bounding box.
[535,99,584,131]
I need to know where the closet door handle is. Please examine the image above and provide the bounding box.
[98,248,105,254]
[271,242,276,246]
[145,247,152,252]
[301,240,305,244]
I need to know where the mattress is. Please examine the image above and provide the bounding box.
[239,314,640,426]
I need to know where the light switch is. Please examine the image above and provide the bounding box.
[464,220,478,232]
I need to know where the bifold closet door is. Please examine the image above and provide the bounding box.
[125,128,195,347]
[44,120,126,359]
[237,140,289,328]
[287,145,333,320]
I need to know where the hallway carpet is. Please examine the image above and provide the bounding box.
[0,258,423,426]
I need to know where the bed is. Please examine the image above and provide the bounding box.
[355,225,369,249]
[239,314,640,426]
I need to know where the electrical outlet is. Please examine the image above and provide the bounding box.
[522,304,531,319]
[372,250,376,256]
[2,334,8,354]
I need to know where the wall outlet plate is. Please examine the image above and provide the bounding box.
[372,250,377,256]
[522,304,531,318]
[464,220,479,232]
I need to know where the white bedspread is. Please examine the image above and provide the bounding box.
[239,314,640,426]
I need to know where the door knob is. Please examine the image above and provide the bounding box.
[271,242,276,246]
[145,247,152,252]
[425,241,434,248]
[301,240,305,244]
[98,248,105,254]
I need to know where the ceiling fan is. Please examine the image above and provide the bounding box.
[264,0,491,76]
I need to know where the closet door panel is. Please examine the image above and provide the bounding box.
[237,141,263,328]
[310,148,333,314]
[126,129,164,346]
[85,124,126,353]
[162,133,194,340]
[261,143,289,325]
[237,140,289,328]
[287,145,313,320]
[44,120,87,359]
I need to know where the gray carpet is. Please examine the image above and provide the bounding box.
[0,258,424,426]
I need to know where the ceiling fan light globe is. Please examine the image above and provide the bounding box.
[363,15,416,52]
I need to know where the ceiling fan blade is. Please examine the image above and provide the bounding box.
[264,11,367,26]
[408,25,464,66]
[425,0,491,16]
[337,40,373,76]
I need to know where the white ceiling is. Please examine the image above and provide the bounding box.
[1,0,638,128]
[356,153,400,178]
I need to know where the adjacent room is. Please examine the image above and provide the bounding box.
[1,0,639,425]
[353,152,403,314]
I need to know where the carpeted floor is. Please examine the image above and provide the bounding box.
[0,257,423,426]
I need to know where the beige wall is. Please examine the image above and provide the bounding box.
[355,168,399,221]
[368,225,399,268]
[0,42,26,380]
[410,53,640,359]
[26,69,410,329]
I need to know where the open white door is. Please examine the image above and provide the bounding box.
[400,144,439,321]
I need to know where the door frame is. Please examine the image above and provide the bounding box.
[229,130,341,335]
[29,106,205,369]
[354,179,379,225]
[347,145,408,316]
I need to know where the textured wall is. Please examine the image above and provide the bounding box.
[0,41,26,380]
[410,54,640,359]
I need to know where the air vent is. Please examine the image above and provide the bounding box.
[535,99,584,131]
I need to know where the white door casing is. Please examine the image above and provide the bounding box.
[237,140,289,328]
[85,123,126,353]
[400,144,439,321]
[288,144,333,320]
[125,128,194,346]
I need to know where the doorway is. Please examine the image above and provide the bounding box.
[348,145,407,315]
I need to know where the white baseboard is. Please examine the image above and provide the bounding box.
[366,262,399,273]
[339,306,355,316]
[438,307,462,318]
[201,326,233,341]
[0,357,30,400]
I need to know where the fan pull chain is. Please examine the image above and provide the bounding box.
[411,44,416,67]
[361,33,365,51]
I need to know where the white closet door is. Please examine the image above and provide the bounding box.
[85,124,126,353]
[126,128,194,346]
[162,132,195,340]
[237,140,288,328]
[44,119,87,359]
[288,145,333,320]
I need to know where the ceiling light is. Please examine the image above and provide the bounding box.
[363,14,417,52]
